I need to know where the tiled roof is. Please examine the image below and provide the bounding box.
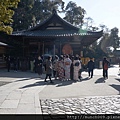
[11,10,103,38]
[12,30,102,37]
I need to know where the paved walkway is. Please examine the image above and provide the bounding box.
[0,65,120,114]
[0,70,46,114]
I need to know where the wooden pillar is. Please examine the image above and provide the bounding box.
[42,41,44,55]
[53,41,55,58]
[38,42,40,55]
[23,37,24,57]
[59,40,61,55]
[28,41,30,56]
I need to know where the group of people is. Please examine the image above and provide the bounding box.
[6,54,110,83]
[6,56,19,72]
[35,54,82,83]
[34,54,110,83]
[86,57,110,79]
[32,55,109,83]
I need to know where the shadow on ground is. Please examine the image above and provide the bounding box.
[0,81,11,87]
[19,80,47,89]
[115,78,120,82]
[95,77,105,83]
[110,84,120,95]
[81,77,89,81]
[56,80,74,87]
[14,77,36,82]
[0,69,39,78]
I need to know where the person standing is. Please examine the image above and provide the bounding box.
[78,57,82,80]
[64,54,72,80]
[43,58,47,72]
[87,58,95,78]
[73,56,81,81]
[53,55,59,80]
[34,56,38,73]
[36,56,43,78]
[57,56,65,81]
[70,56,74,80]
[30,57,35,72]
[7,56,11,72]
[13,57,18,72]
[102,57,109,79]
[44,56,53,83]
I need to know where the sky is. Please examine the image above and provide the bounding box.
[62,0,120,35]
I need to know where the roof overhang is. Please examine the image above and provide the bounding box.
[0,42,8,47]
[12,30,103,38]
[0,42,12,48]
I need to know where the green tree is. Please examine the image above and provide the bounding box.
[109,27,120,51]
[12,0,64,31]
[83,17,99,31]
[12,0,35,31]
[100,33,109,53]
[99,27,119,56]
[31,0,64,26]
[0,0,20,34]
[99,24,110,33]
[83,17,93,30]
[64,1,86,27]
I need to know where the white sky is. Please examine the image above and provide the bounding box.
[62,0,120,35]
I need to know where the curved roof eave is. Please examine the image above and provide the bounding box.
[27,11,79,31]
[0,42,12,47]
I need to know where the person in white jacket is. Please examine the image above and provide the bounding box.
[73,56,81,81]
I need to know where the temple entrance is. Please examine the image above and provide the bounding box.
[29,41,55,57]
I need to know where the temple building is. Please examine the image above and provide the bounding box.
[11,10,103,58]
[0,32,10,68]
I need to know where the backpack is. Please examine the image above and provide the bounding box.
[75,62,80,66]
[104,62,108,70]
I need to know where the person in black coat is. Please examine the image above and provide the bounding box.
[102,57,109,79]
[70,56,74,80]
[36,56,43,78]
[34,56,38,73]
[7,56,11,72]
[87,58,95,78]
[44,56,53,83]
[13,57,18,72]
